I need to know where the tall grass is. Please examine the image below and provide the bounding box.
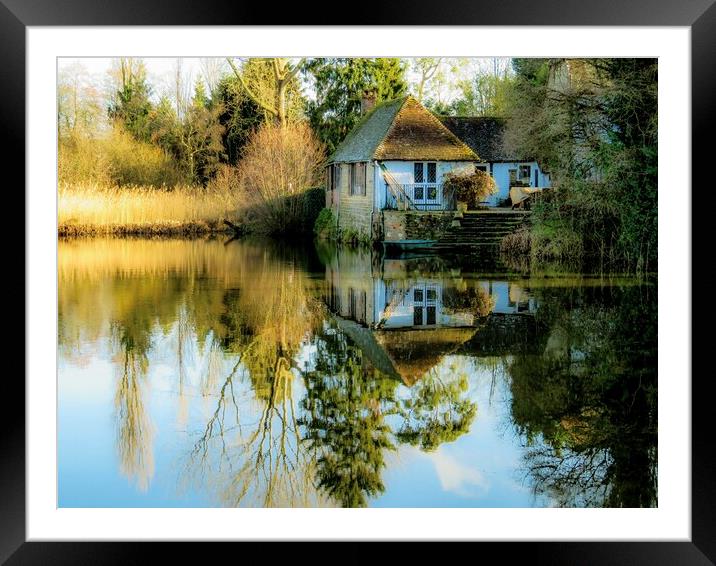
[58,181,242,236]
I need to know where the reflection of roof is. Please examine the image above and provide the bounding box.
[374,327,477,386]
[329,96,478,163]
[331,314,402,381]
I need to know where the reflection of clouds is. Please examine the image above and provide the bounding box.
[429,449,488,497]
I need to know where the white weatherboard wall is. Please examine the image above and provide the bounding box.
[374,160,474,210]
[487,161,552,206]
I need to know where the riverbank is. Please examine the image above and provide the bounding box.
[58,182,241,237]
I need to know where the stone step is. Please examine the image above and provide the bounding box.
[443,230,518,236]
[439,236,507,242]
[433,243,502,249]
[434,211,530,248]
[457,221,527,227]
[457,218,528,224]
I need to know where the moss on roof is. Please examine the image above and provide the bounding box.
[328,98,405,163]
[439,116,519,162]
[329,96,479,163]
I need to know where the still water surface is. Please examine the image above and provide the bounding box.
[58,237,657,508]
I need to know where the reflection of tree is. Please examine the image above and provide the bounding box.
[188,349,322,507]
[442,281,495,318]
[510,285,657,508]
[299,331,399,508]
[186,248,327,507]
[112,325,154,492]
[396,370,477,452]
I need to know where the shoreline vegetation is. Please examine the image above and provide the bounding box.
[58,182,239,237]
[58,57,657,273]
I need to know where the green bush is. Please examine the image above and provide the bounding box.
[303,187,327,231]
[313,208,337,240]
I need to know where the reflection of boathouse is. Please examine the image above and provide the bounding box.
[322,251,539,385]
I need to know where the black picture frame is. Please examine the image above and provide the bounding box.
[5,1,711,563]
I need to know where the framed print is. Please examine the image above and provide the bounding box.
[6,0,713,563]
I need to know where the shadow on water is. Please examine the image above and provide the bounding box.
[58,236,657,508]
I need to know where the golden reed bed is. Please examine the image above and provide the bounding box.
[58,182,241,236]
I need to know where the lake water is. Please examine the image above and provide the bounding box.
[58,237,657,508]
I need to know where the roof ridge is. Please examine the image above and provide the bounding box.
[328,96,407,163]
[371,96,411,159]
[417,100,480,159]
[373,96,479,161]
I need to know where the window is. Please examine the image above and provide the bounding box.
[413,306,424,326]
[414,162,437,184]
[475,164,488,172]
[426,306,436,325]
[509,166,531,187]
[327,165,334,191]
[414,289,424,302]
[427,288,437,302]
[349,287,357,319]
[414,162,424,183]
[518,165,532,184]
[350,162,366,196]
[413,162,438,206]
[333,164,342,191]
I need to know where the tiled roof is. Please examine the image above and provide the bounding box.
[329,96,478,163]
[439,117,517,162]
[328,98,405,163]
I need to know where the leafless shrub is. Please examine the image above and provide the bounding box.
[237,122,326,234]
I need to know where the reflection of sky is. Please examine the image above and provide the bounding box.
[59,335,550,507]
[373,356,552,508]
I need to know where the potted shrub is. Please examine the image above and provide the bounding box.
[443,169,498,212]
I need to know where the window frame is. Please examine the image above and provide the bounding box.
[350,161,367,196]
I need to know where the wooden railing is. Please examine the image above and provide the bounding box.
[379,163,417,211]
[384,183,457,211]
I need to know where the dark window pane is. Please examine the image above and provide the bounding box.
[413,306,423,326]
[427,187,437,200]
[427,163,436,183]
[414,162,424,183]
[414,187,424,200]
[427,288,437,301]
[414,288,424,302]
[426,306,436,325]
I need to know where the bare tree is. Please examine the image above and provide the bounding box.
[172,58,193,120]
[412,57,442,102]
[199,57,226,95]
[226,57,305,127]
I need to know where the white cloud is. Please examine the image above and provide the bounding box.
[426,448,488,498]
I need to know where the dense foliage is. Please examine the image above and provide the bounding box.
[503,58,658,271]
[304,58,408,154]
